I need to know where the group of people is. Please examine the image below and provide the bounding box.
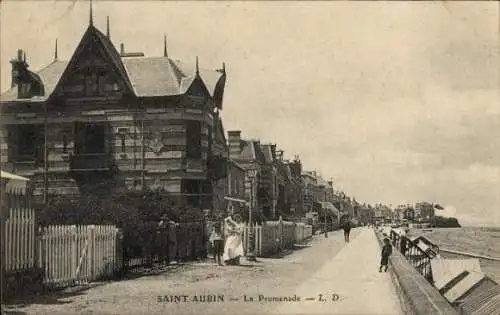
[208,214,245,266]
[210,214,393,273]
[341,219,393,273]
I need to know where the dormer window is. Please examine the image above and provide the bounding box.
[18,82,31,99]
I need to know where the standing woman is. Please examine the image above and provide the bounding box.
[223,214,244,265]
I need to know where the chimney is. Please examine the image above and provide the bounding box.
[119,42,144,58]
[270,144,277,159]
[10,49,29,88]
[277,150,284,160]
[227,131,242,160]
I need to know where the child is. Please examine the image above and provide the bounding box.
[379,237,392,272]
[209,222,224,266]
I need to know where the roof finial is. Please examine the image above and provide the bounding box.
[54,39,58,60]
[195,56,199,75]
[89,0,93,26]
[106,16,110,38]
[222,62,226,74]
[163,34,168,57]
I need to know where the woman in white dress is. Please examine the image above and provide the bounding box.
[223,214,244,265]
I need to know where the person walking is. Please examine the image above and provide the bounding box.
[379,237,393,272]
[343,219,352,243]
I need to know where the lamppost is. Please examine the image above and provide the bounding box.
[246,166,257,262]
[324,187,328,238]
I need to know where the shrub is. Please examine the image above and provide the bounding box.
[38,188,205,227]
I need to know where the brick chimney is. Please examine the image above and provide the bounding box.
[10,49,28,88]
[227,130,242,160]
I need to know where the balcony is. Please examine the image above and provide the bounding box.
[69,153,113,171]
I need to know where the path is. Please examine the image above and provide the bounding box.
[3,228,403,315]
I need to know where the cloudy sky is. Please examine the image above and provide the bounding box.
[1,1,499,226]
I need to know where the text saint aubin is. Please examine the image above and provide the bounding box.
[157,295,225,303]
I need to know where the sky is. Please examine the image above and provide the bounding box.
[1,1,499,226]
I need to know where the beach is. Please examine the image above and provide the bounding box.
[408,227,500,283]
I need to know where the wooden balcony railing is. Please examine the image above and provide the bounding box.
[69,153,113,171]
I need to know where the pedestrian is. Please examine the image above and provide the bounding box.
[400,236,407,256]
[223,214,244,265]
[342,219,352,243]
[209,221,224,266]
[379,237,393,272]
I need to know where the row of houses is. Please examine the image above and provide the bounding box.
[356,202,441,225]
[0,7,358,225]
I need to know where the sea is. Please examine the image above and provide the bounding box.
[408,226,500,283]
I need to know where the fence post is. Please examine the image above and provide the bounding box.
[88,226,94,281]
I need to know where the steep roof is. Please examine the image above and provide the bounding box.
[212,114,227,146]
[1,26,223,102]
[1,60,68,102]
[260,144,275,164]
[240,140,256,160]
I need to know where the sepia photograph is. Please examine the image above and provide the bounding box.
[1,1,499,314]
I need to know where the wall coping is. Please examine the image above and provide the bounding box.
[376,231,458,315]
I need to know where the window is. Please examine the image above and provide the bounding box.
[74,122,105,154]
[63,70,120,96]
[62,134,68,153]
[19,83,32,99]
[63,74,84,93]
[185,121,202,159]
[17,124,44,162]
[121,135,126,153]
[85,73,98,96]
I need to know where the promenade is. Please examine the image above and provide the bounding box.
[3,228,403,315]
[272,227,403,315]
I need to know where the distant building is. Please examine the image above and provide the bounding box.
[227,131,266,220]
[415,202,435,221]
[219,160,247,217]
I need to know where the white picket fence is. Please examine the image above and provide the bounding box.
[241,220,313,257]
[39,224,120,288]
[3,208,37,273]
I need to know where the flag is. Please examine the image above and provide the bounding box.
[434,204,444,210]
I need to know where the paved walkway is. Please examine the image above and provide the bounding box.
[272,227,403,315]
[3,228,403,315]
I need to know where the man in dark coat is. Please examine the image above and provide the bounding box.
[342,220,352,243]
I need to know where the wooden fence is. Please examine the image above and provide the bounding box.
[39,224,120,288]
[122,221,206,271]
[242,220,313,257]
[3,208,36,273]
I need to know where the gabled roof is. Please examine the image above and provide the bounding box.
[1,26,224,102]
[260,144,275,164]
[52,24,134,97]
